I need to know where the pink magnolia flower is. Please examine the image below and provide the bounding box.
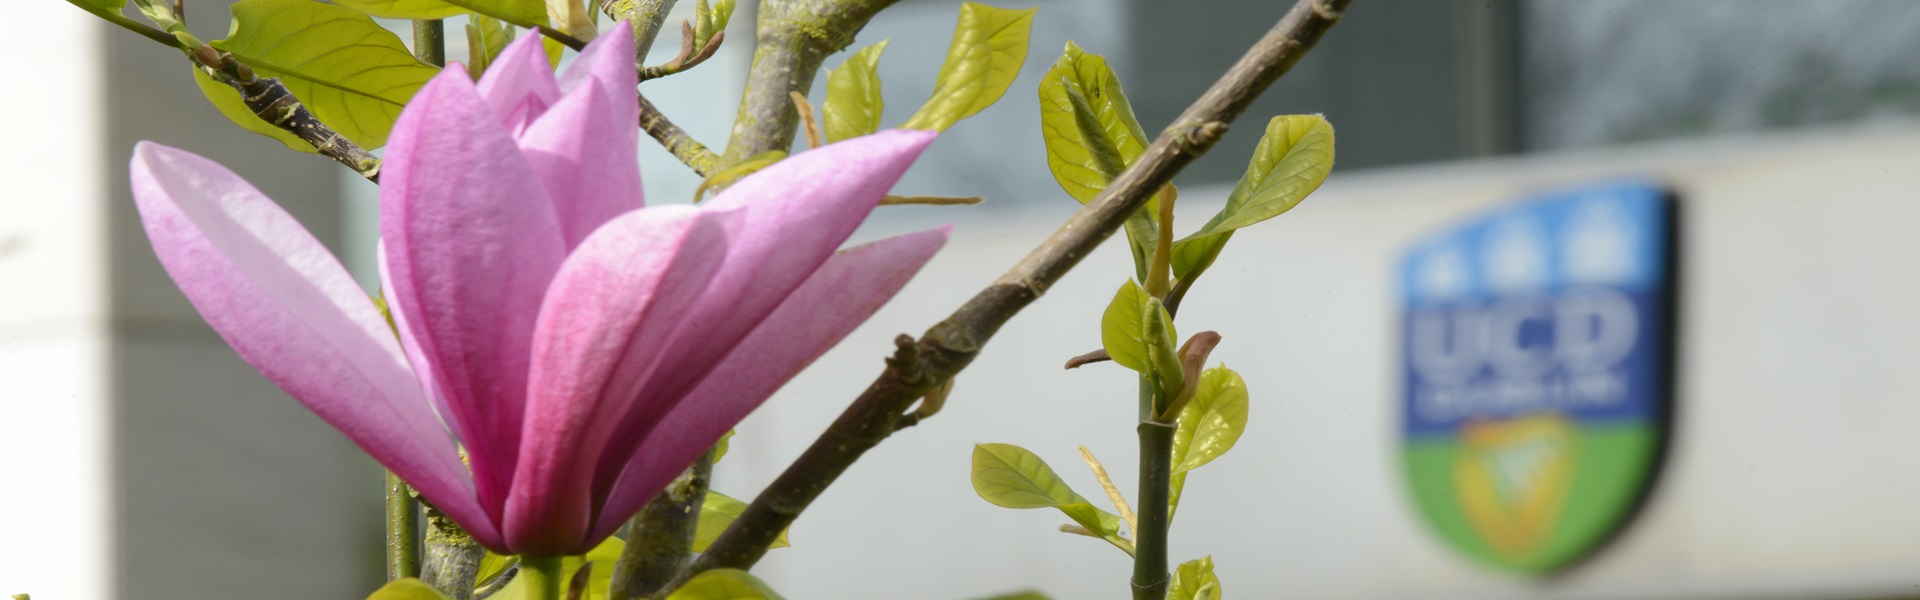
[127,27,947,556]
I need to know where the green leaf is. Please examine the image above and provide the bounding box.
[695,490,789,553]
[823,39,890,143]
[1099,280,1149,372]
[1037,41,1148,197]
[329,0,545,23]
[365,579,452,600]
[1167,556,1222,600]
[666,569,786,600]
[204,0,439,151]
[476,551,515,591]
[1143,296,1184,401]
[1037,41,1160,281]
[1171,115,1335,283]
[1099,280,1175,378]
[900,2,1036,131]
[710,0,735,34]
[465,14,513,79]
[1168,366,1248,520]
[693,0,733,48]
[694,150,786,201]
[485,536,623,600]
[970,443,1121,538]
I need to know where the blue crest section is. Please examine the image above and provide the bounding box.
[1400,181,1672,438]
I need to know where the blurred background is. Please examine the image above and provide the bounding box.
[8,0,1920,598]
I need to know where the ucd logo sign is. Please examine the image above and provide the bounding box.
[1398,182,1675,574]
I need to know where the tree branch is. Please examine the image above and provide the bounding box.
[719,0,900,165]
[606,449,714,600]
[684,0,1352,579]
[601,0,680,53]
[639,93,722,176]
[193,47,384,181]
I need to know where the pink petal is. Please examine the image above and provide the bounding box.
[504,206,733,555]
[381,69,569,522]
[376,242,458,444]
[587,226,951,541]
[128,142,500,547]
[557,21,638,143]
[517,79,645,249]
[584,130,938,499]
[475,33,561,135]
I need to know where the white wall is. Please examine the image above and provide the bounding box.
[0,5,112,598]
[717,123,1920,600]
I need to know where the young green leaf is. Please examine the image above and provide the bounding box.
[900,2,1037,132]
[1143,296,1184,403]
[202,0,439,151]
[1099,280,1150,372]
[365,579,452,600]
[483,536,624,600]
[465,14,513,79]
[1171,115,1335,283]
[666,569,786,600]
[1168,366,1248,520]
[694,150,786,201]
[693,0,733,48]
[695,490,790,552]
[476,551,515,592]
[1037,41,1160,281]
[711,0,736,34]
[547,0,595,38]
[1167,556,1222,600]
[1099,280,1177,378]
[712,429,734,464]
[823,40,890,143]
[971,443,1123,538]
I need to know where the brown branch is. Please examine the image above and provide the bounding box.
[605,449,714,600]
[719,0,901,165]
[639,93,721,176]
[193,47,383,181]
[682,0,1353,580]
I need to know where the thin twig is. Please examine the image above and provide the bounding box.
[1079,446,1136,538]
[639,93,721,176]
[681,0,1352,583]
[386,472,421,580]
[879,195,982,206]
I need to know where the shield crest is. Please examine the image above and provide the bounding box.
[1398,181,1676,574]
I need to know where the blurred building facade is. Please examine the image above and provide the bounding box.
[9,1,1920,598]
